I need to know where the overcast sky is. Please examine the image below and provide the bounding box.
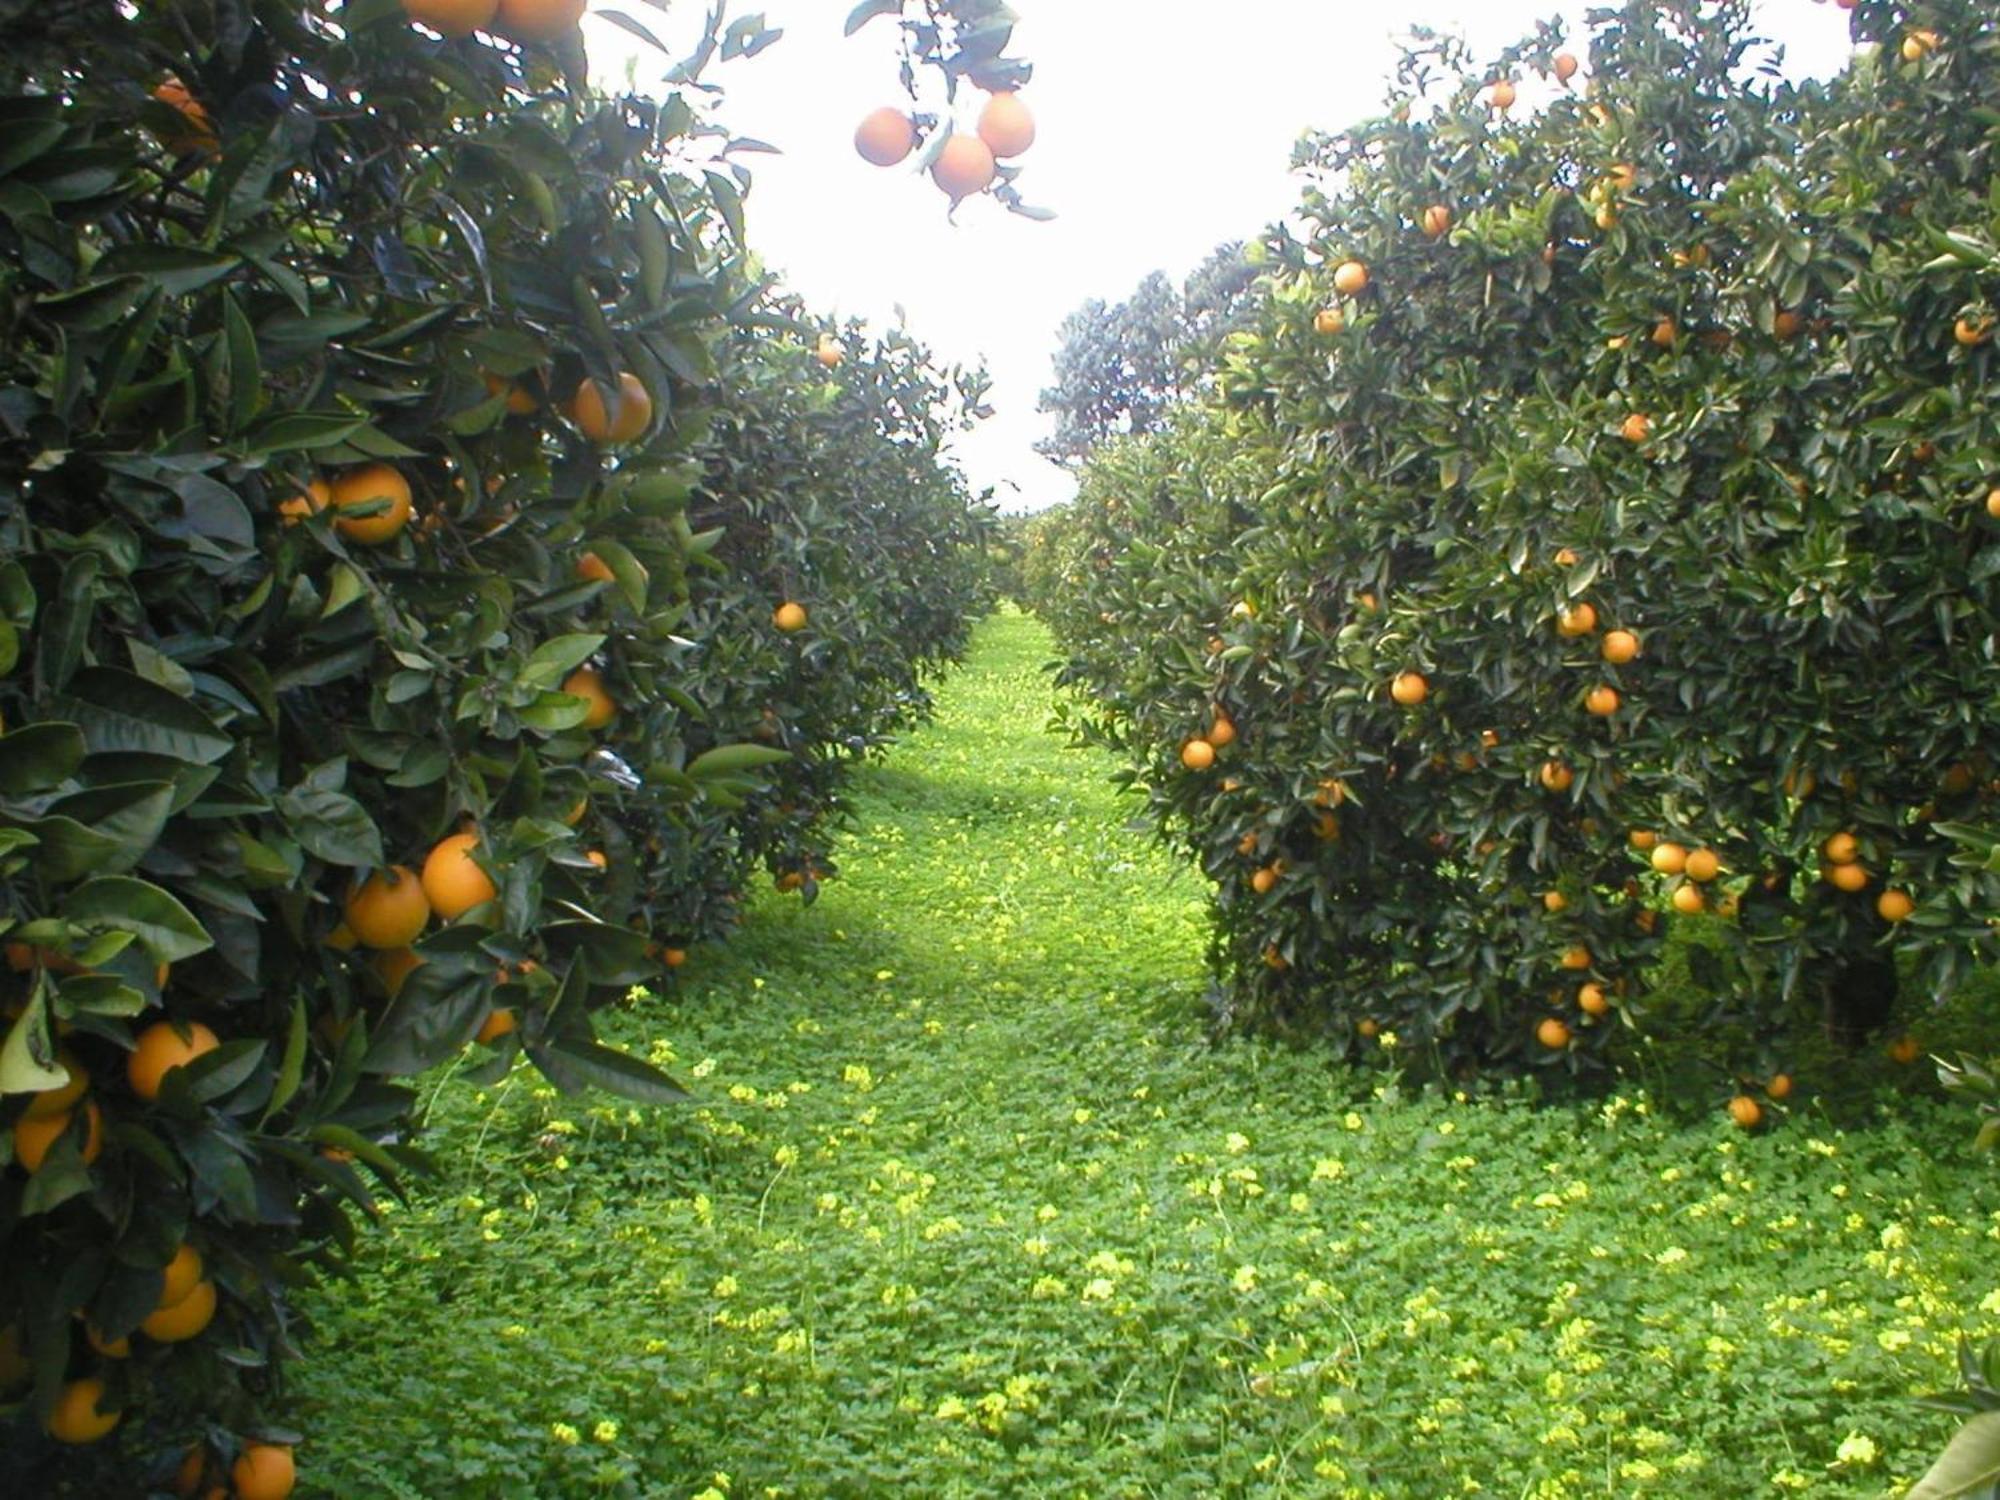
[585,1,1858,514]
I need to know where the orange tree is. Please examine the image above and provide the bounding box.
[0,0,988,1489]
[1034,0,2000,1090]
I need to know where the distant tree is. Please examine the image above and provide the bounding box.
[1035,243,1258,469]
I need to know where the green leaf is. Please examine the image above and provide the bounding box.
[276,784,385,868]
[262,997,309,1125]
[1907,1412,2000,1500]
[844,0,902,35]
[0,990,66,1095]
[518,633,607,692]
[62,876,213,963]
[51,668,233,765]
[94,244,240,296]
[687,743,792,778]
[528,1036,690,1105]
[239,412,368,457]
[0,723,86,795]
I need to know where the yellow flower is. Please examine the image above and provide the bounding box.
[550,1422,580,1446]
[1232,1264,1259,1293]
[713,1274,739,1298]
[1834,1432,1878,1467]
[1226,1131,1251,1154]
[593,1420,619,1443]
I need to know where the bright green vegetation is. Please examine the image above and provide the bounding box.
[295,610,1997,1498]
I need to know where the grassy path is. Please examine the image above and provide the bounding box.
[297,610,1993,1499]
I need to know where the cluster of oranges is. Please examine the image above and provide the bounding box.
[854,88,1036,202]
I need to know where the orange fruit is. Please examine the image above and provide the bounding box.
[1420,204,1451,239]
[575,552,615,584]
[1541,891,1567,914]
[561,666,618,730]
[1313,307,1346,335]
[344,865,431,948]
[774,601,809,632]
[1823,861,1869,893]
[1877,889,1914,922]
[1332,260,1369,297]
[493,0,585,42]
[662,947,688,968]
[160,1243,204,1309]
[373,946,424,999]
[855,107,917,167]
[329,464,414,545]
[151,78,216,153]
[1536,1017,1570,1049]
[584,850,607,871]
[1553,547,1579,566]
[1650,317,1676,347]
[1556,601,1598,637]
[1595,203,1619,231]
[422,832,497,920]
[482,370,538,413]
[1628,829,1658,852]
[1390,672,1428,707]
[142,1277,217,1342]
[1250,867,1279,895]
[1683,848,1721,883]
[1538,760,1573,793]
[1558,945,1591,971]
[1986,488,2000,520]
[1181,738,1216,771]
[931,133,996,199]
[232,1443,297,1500]
[1207,714,1237,748]
[1263,946,1289,972]
[976,91,1035,157]
[1584,685,1619,717]
[278,478,331,527]
[1671,882,1705,915]
[572,373,652,445]
[1489,79,1516,111]
[1767,1073,1793,1100]
[1954,316,1991,347]
[14,1101,101,1171]
[1620,412,1652,443]
[1648,842,1688,876]
[1889,1035,1922,1065]
[1901,28,1939,62]
[403,0,498,35]
[815,338,842,369]
[46,1376,120,1443]
[1313,811,1340,841]
[1553,52,1578,83]
[128,1020,221,1100]
[1822,831,1859,865]
[1577,983,1609,1017]
[85,1320,131,1358]
[1600,629,1639,664]
[1772,309,1802,340]
[477,1009,517,1044]
[25,1047,88,1120]
[1357,1018,1379,1038]
[1726,1095,1762,1129]
[775,871,805,893]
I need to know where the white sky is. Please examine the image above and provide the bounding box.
[586,1,1858,514]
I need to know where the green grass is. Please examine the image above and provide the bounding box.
[292,609,1999,1498]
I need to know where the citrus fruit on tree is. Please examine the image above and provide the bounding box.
[854,106,917,166]
[1181,739,1216,771]
[160,1243,204,1308]
[976,91,1035,157]
[572,372,652,445]
[24,1048,87,1119]
[560,666,618,730]
[931,132,996,198]
[401,0,497,35]
[231,1443,297,1500]
[13,1101,103,1172]
[1390,672,1427,706]
[421,831,497,920]
[46,1377,119,1444]
[128,1021,220,1101]
[773,601,808,632]
[343,866,430,949]
[141,1277,217,1343]
[1727,1095,1763,1129]
[493,0,585,42]
[328,464,413,545]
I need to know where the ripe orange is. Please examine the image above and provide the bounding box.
[422,831,497,920]
[815,337,842,369]
[1649,317,1676,347]
[1539,760,1573,793]
[1772,309,1802,340]
[482,370,538,413]
[1888,1035,1922,1065]
[1313,811,1340,841]
[278,478,331,527]
[977,91,1035,157]
[14,1101,102,1172]
[1823,862,1869,893]
[1987,488,2000,520]
[476,1009,517,1044]
[1876,889,1914,922]
[931,133,997,199]
[1420,204,1452,239]
[1650,842,1688,876]
[128,1021,221,1100]
[1595,203,1618,231]
[1181,738,1216,771]
[572,373,652,445]
[1821,831,1859,865]
[232,1443,297,1500]
[1553,52,1578,83]
[1628,829,1658,852]
[85,1322,131,1359]
[854,106,917,167]
[1536,1017,1570,1049]
[1313,307,1346,335]
[1489,79,1516,111]
[1558,945,1591,972]
[25,1048,87,1119]
[403,0,498,36]
[344,865,431,948]
[774,601,809,632]
[1358,1018,1379,1038]
[1251,866,1279,895]
[1390,672,1428,706]
[1577,983,1609,1017]
[1767,1073,1793,1100]
[1584,685,1619,717]
[1553,547,1579,566]
[1683,849,1720,883]
[1954,316,1992,347]
[158,1243,204,1308]
[141,1276,216,1342]
[151,78,217,153]
[1263,946,1289,972]
[584,849,608,870]
[561,666,618,730]
[1332,260,1369,297]
[329,464,414,545]
[374,947,423,999]
[575,552,615,584]
[662,947,688,968]
[1600,629,1639,664]
[1208,715,1237,748]
[47,1377,120,1443]
[1556,601,1598,637]
[1726,1095,1762,1129]
[1620,412,1652,443]
[1901,28,1939,63]
[1542,891,1567,914]
[493,0,585,42]
[1671,883,1705,915]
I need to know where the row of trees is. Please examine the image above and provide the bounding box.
[1026,0,2000,1095]
[0,0,994,1491]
